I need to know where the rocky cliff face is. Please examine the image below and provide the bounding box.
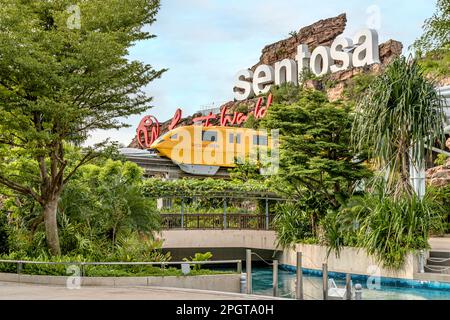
[427,138,450,187]
[246,13,402,102]
[250,13,348,71]
[251,14,401,71]
[130,13,403,148]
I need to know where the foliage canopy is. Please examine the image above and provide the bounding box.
[0,0,165,255]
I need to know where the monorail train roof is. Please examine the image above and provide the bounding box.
[119,148,155,158]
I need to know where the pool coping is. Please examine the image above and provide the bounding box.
[280,264,450,291]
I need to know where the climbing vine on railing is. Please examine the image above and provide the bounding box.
[142,178,279,198]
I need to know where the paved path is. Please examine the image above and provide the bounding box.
[429,237,450,252]
[0,281,279,300]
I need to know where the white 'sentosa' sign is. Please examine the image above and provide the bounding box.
[234,28,380,101]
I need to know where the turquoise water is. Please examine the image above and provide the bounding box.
[251,267,450,300]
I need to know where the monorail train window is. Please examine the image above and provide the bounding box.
[253,135,268,146]
[202,131,217,142]
[170,134,178,140]
[229,133,241,144]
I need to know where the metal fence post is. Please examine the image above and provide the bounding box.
[17,262,22,275]
[419,250,425,273]
[355,283,363,300]
[181,197,185,229]
[237,260,242,273]
[273,260,278,297]
[246,249,252,294]
[265,197,269,230]
[346,273,352,300]
[223,198,227,230]
[240,273,246,294]
[80,263,85,277]
[322,263,328,300]
[296,252,303,300]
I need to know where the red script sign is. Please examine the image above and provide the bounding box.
[136,94,273,148]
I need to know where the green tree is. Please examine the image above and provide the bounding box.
[0,0,165,255]
[229,161,263,182]
[262,86,371,236]
[1,158,161,259]
[333,57,447,269]
[412,0,449,53]
[413,0,449,82]
[352,57,445,199]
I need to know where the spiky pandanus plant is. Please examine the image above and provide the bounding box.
[352,57,446,199]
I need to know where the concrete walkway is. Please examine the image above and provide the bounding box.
[429,237,450,252]
[0,281,279,300]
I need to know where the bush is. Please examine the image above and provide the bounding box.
[273,203,315,248]
[0,253,232,277]
[428,184,450,234]
[142,177,273,198]
[183,252,213,271]
[434,153,449,166]
[328,187,444,269]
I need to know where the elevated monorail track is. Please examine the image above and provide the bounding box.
[124,154,230,179]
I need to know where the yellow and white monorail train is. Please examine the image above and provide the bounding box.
[150,125,271,175]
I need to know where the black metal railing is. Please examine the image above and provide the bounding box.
[161,213,275,230]
[0,259,243,276]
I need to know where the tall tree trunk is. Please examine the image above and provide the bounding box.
[43,197,61,256]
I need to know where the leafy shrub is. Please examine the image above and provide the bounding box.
[418,46,450,77]
[343,73,376,102]
[427,184,450,234]
[273,203,314,248]
[328,186,444,269]
[143,177,273,198]
[113,233,171,263]
[434,153,449,166]
[0,253,231,277]
[183,252,213,271]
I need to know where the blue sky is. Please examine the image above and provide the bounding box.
[84,0,437,147]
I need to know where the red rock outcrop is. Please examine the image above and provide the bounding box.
[251,13,347,71]
[427,138,450,187]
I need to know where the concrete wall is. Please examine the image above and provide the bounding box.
[159,230,421,280]
[0,273,241,293]
[159,230,278,250]
[281,244,419,280]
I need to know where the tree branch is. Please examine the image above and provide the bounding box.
[63,151,101,186]
[0,175,43,205]
[0,139,25,148]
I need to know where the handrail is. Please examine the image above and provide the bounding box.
[0,259,243,275]
[160,213,275,230]
[0,259,241,266]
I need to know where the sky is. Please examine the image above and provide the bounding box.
[84,0,438,147]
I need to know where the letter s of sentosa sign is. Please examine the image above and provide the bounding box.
[233,28,380,101]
